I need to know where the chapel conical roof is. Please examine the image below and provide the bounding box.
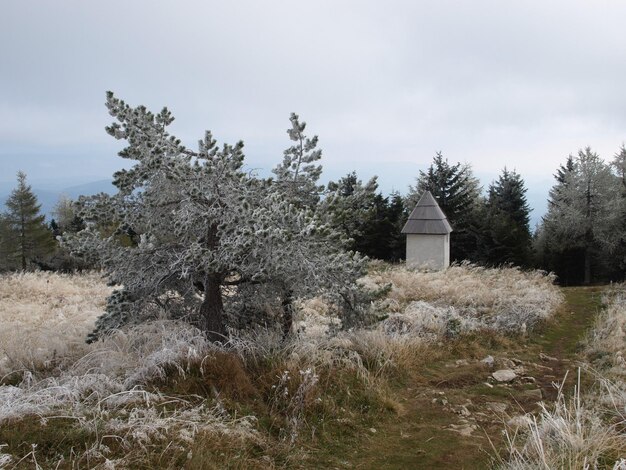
[401,191,453,234]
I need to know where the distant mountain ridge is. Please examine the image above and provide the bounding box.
[0,179,115,220]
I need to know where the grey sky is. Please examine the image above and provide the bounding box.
[1,1,625,222]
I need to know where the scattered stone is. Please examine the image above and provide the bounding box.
[447,423,477,437]
[511,358,524,366]
[539,352,559,362]
[492,369,517,382]
[481,355,495,367]
[500,358,516,369]
[457,405,471,417]
[521,376,537,383]
[486,402,508,414]
[455,359,470,366]
[484,382,494,388]
[369,428,377,434]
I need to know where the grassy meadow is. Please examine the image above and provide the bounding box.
[0,265,623,469]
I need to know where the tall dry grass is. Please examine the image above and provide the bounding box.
[0,271,112,375]
[0,265,564,468]
[586,284,626,376]
[361,263,562,336]
[0,320,269,468]
[499,284,626,469]
[497,370,626,469]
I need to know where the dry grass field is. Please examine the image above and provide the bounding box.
[0,272,112,376]
[362,262,562,336]
[1,265,621,469]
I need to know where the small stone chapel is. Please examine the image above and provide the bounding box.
[401,191,452,270]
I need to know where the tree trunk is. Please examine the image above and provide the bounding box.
[20,212,26,270]
[281,289,294,341]
[200,273,226,342]
[584,184,592,285]
[199,223,227,341]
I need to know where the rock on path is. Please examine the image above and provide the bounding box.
[492,369,517,382]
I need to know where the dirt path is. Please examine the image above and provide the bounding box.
[318,286,605,469]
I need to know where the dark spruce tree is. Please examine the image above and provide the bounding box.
[386,192,408,261]
[2,172,55,270]
[407,152,483,262]
[534,155,585,284]
[323,171,378,251]
[322,172,406,262]
[480,168,532,267]
[355,192,406,262]
[0,214,12,271]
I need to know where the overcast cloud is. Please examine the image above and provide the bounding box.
[1,1,625,221]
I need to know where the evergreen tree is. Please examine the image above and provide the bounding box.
[322,176,406,262]
[407,152,483,262]
[0,214,12,271]
[540,148,621,284]
[322,172,378,252]
[612,145,626,191]
[610,145,626,274]
[2,172,55,270]
[386,192,408,261]
[534,155,584,284]
[554,155,576,186]
[353,194,394,261]
[480,168,532,266]
[65,93,366,342]
[272,113,324,209]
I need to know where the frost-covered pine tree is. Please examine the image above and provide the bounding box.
[541,148,622,284]
[272,113,324,209]
[611,145,626,271]
[66,93,366,342]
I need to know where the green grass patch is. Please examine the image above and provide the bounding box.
[0,416,98,467]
